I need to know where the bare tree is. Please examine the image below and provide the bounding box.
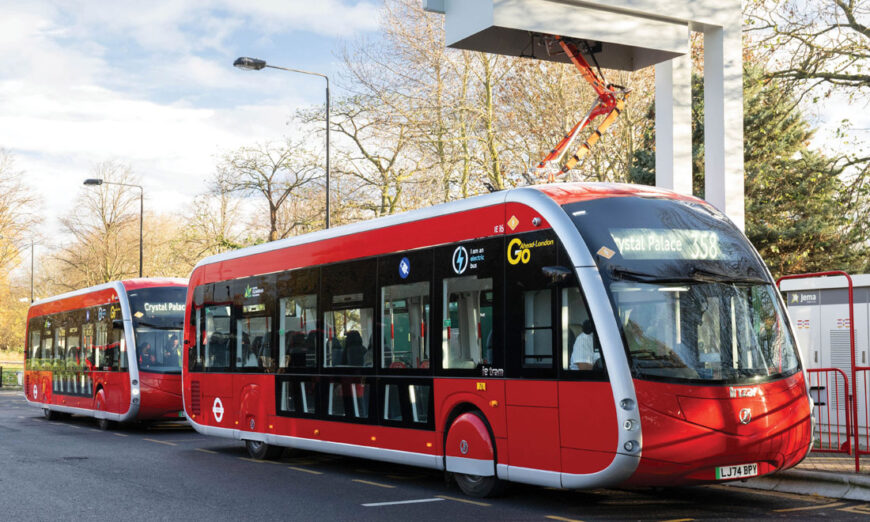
[0,150,40,273]
[55,161,140,289]
[746,0,869,95]
[216,140,321,242]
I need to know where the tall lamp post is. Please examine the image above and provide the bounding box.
[83,179,144,277]
[233,56,331,229]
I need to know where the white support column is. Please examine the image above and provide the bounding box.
[704,20,745,230]
[655,52,693,195]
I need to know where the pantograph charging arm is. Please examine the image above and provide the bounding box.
[536,36,629,181]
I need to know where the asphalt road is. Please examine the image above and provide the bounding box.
[2,390,868,521]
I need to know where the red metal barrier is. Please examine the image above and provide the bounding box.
[778,271,858,471]
[855,368,870,457]
[807,368,852,453]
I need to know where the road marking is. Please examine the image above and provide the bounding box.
[546,516,583,522]
[195,448,218,454]
[289,466,323,475]
[363,498,445,507]
[239,457,280,465]
[113,432,128,437]
[89,428,101,432]
[838,505,870,514]
[773,502,846,512]
[353,479,396,489]
[661,519,695,522]
[144,438,177,446]
[435,495,490,507]
[67,425,81,429]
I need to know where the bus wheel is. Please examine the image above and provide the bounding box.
[97,418,115,431]
[245,440,283,460]
[454,472,505,498]
[446,411,506,498]
[43,408,60,421]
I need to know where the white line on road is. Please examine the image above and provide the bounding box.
[363,498,446,507]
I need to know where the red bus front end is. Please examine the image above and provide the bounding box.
[559,187,813,486]
[23,279,187,425]
[629,373,812,485]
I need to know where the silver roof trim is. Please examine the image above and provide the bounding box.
[30,278,188,308]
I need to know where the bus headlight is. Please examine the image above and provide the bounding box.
[132,387,140,396]
[624,440,639,452]
[623,419,637,431]
[619,398,635,411]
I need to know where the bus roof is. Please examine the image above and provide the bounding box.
[29,278,188,310]
[191,182,701,273]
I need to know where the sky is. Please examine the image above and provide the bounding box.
[0,0,381,249]
[1,0,865,260]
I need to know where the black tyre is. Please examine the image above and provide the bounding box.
[245,440,283,460]
[448,410,506,498]
[454,472,506,498]
[43,408,60,421]
[97,418,115,431]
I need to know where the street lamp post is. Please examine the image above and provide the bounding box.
[233,56,331,229]
[83,179,144,277]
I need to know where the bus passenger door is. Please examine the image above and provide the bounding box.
[558,286,618,475]
[504,230,562,476]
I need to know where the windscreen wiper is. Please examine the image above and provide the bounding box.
[609,266,698,284]
[688,267,769,285]
[609,265,768,285]
[133,320,182,330]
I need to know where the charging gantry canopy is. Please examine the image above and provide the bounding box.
[425,0,688,71]
[424,0,746,231]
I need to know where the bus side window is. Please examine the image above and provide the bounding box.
[505,231,559,372]
[54,324,66,371]
[561,287,604,375]
[321,259,376,369]
[204,305,232,370]
[436,238,503,372]
[442,276,493,369]
[95,317,108,370]
[111,313,126,371]
[279,294,317,369]
[378,250,432,371]
[190,285,206,372]
[27,320,41,371]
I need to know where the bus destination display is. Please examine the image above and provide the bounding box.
[609,228,725,260]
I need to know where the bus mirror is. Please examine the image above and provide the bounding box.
[542,266,572,284]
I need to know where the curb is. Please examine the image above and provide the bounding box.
[725,468,870,502]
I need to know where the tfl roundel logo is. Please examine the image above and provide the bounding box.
[399,257,410,279]
[452,246,469,274]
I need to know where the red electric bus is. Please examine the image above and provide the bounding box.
[182,183,812,496]
[24,278,188,430]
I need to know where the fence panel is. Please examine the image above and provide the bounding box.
[855,368,870,456]
[807,368,852,453]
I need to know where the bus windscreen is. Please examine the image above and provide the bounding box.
[565,196,801,384]
[127,287,186,373]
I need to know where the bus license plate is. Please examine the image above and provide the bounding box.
[715,463,758,480]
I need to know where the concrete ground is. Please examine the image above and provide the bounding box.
[729,452,870,502]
